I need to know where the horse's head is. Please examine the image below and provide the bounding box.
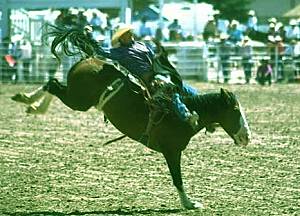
[218,88,251,146]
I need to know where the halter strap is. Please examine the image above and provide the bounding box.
[95,78,124,111]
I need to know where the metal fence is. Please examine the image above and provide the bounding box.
[0,42,299,84]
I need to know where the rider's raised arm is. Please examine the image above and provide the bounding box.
[94,46,112,59]
[95,46,125,62]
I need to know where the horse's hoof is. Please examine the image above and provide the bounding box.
[184,200,204,210]
[192,201,204,209]
[26,105,47,114]
[11,93,33,105]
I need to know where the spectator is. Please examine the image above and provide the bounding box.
[286,19,300,40]
[285,39,295,57]
[292,40,300,77]
[274,35,285,81]
[283,58,296,82]
[268,17,277,26]
[239,36,253,84]
[0,37,10,82]
[228,20,244,44]
[213,10,229,34]
[276,22,287,42]
[55,9,77,27]
[19,39,32,82]
[8,35,22,82]
[55,9,67,27]
[203,16,219,41]
[77,11,88,28]
[218,33,233,83]
[246,10,258,31]
[267,23,276,37]
[104,18,113,46]
[89,12,103,34]
[256,58,272,86]
[267,26,277,69]
[155,27,164,42]
[139,17,152,39]
[168,19,182,41]
[42,44,58,81]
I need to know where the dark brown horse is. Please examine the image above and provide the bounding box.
[13,27,251,209]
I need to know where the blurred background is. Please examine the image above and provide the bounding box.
[1,0,300,85]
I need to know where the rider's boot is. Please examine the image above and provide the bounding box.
[185,110,199,131]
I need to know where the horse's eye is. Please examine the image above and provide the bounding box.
[233,106,240,116]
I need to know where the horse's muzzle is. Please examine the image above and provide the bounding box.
[233,127,251,146]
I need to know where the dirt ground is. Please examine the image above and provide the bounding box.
[0,82,299,216]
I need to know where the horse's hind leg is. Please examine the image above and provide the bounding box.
[162,149,203,209]
[11,86,46,105]
[26,92,53,114]
[45,78,93,111]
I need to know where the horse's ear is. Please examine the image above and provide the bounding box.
[220,88,229,97]
[220,88,231,105]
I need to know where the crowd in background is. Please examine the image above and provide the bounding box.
[1,7,300,85]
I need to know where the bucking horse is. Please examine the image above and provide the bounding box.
[12,26,251,209]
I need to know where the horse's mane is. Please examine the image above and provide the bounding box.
[45,24,96,62]
[184,90,238,114]
[185,93,221,113]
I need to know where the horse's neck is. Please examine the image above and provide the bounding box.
[187,93,223,126]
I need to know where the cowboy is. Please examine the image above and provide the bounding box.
[246,10,258,31]
[88,25,199,144]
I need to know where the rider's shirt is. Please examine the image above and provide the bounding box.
[96,41,155,82]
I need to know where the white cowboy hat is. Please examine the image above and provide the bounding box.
[276,22,283,28]
[268,35,275,42]
[111,24,133,48]
[289,19,297,26]
[248,10,255,16]
[275,35,282,41]
[230,20,239,27]
[269,23,275,28]
[243,36,251,41]
[268,17,277,23]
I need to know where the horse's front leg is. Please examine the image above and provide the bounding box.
[162,149,203,209]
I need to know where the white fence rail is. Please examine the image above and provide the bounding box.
[0,42,299,84]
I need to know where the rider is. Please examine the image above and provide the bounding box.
[86,25,199,144]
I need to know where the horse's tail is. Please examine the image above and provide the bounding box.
[46,24,96,62]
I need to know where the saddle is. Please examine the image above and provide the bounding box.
[114,61,180,115]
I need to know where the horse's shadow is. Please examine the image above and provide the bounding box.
[5,208,184,216]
